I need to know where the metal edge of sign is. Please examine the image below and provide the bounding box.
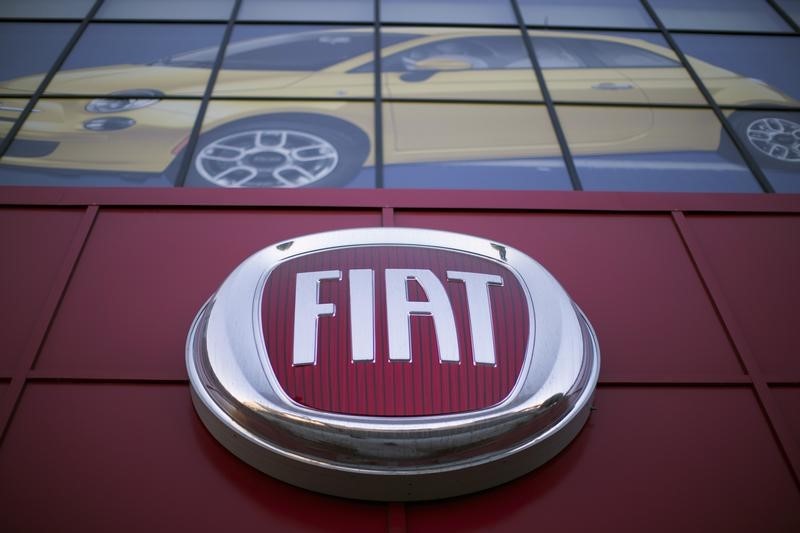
[186,227,600,501]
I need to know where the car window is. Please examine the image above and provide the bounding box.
[223,32,374,71]
[167,31,420,71]
[381,36,531,72]
[579,39,680,68]
[533,37,679,69]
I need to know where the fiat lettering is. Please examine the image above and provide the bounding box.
[291,268,504,366]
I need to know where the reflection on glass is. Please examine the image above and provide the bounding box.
[214,25,383,98]
[649,0,791,31]
[0,98,28,148]
[532,31,704,105]
[186,100,374,188]
[97,0,235,20]
[0,23,77,95]
[384,103,572,190]
[0,98,200,188]
[239,0,373,22]
[775,0,800,25]
[382,0,515,24]
[558,106,762,192]
[0,0,93,18]
[45,24,225,96]
[519,0,655,28]
[674,34,800,106]
[382,28,540,101]
[725,110,800,192]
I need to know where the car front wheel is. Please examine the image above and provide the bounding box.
[728,114,800,171]
[189,118,368,188]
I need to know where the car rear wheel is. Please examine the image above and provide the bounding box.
[188,117,369,188]
[726,114,800,171]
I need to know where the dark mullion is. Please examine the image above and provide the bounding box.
[520,24,662,34]
[231,19,373,27]
[765,0,800,33]
[0,0,105,160]
[173,0,242,188]
[509,0,582,191]
[82,18,236,25]
[638,0,776,194]
[373,0,384,188]
[5,90,799,113]
[379,21,522,30]
[20,14,788,35]
[665,28,798,37]
[0,17,87,23]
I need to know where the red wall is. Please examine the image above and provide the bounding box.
[1,188,798,532]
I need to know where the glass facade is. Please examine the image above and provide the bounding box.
[0,0,797,192]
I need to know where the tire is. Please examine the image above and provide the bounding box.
[723,113,800,171]
[187,116,369,188]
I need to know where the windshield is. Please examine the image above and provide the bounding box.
[157,31,422,71]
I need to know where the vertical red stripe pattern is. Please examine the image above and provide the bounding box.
[261,246,529,416]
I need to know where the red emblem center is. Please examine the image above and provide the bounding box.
[262,246,529,416]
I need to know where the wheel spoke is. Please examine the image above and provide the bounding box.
[768,144,789,158]
[292,144,336,162]
[765,118,785,133]
[748,131,773,142]
[215,165,258,186]
[273,165,311,186]
[202,145,246,162]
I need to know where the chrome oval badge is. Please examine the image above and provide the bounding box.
[187,228,600,501]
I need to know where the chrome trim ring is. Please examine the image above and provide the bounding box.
[187,228,600,500]
[746,117,800,163]
[195,129,339,188]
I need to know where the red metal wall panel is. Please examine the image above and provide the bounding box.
[0,208,83,376]
[772,386,800,448]
[394,211,744,380]
[405,387,800,532]
[32,208,381,380]
[0,383,387,533]
[685,215,800,382]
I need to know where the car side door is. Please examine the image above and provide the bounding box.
[383,34,556,158]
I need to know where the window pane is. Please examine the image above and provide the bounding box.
[649,0,791,32]
[383,103,572,190]
[0,98,200,187]
[97,0,235,20]
[774,0,800,25]
[674,34,800,107]
[381,28,541,102]
[0,23,77,95]
[519,0,655,29]
[0,0,93,18]
[45,24,225,97]
[532,31,705,105]
[239,0,372,22]
[725,110,800,192]
[558,106,763,192]
[214,26,379,98]
[186,100,375,189]
[381,0,516,25]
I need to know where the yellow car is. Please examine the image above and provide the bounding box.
[0,27,797,187]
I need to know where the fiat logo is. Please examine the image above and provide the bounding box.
[187,228,600,500]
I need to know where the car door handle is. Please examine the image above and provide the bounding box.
[591,82,635,90]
